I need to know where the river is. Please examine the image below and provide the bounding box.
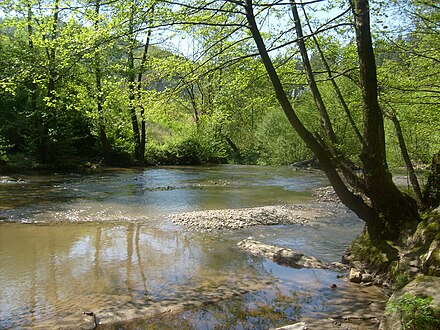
[0,165,386,329]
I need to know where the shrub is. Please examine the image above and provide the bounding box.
[386,294,439,330]
[394,273,411,290]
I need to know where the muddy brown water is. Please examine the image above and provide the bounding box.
[0,165,386,328]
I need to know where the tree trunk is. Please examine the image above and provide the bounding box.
[291,2,365,191]
[136,5,154,165]
[351,0,420,238]
[290,2,337,144]
[27,1,41,161]
[27,1,37,116]
[94,0,110,162]
[245,0,419,254]
[38,0,60,163]
[382,106,425,208]
[244,0,374,225]
[300,6,365,147]
[127,3,142,163]
[423,150,440,209]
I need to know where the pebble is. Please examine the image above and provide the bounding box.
[169,205,326,231]
[170,186,348,231]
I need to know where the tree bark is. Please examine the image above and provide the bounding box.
[127,2,142,163]
[382,106,425,208]
[245,0,419,251]
[423,150,440,209]
[351,0,420,237]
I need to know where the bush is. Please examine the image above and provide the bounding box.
[394,273,411,290]
[254,109,311,165]
[386,294,440,330]
[145,127,228,165]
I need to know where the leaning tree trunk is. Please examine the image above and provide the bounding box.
[382,106,425,208]
[245,0,419,257]
[244,0,374,225]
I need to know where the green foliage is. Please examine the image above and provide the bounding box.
[253,108,311,165]
[376,0,440,167]
[394,273,411,290]
[145,124,228,165]
[0,0,438,169]
[386,294,440,330]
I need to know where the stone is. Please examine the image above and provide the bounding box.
[361,273,374,283]
[331,262,348,271]
[380,276,440,330]
[349,268,362,283]
[341,247,351,264]
[275,322,308,330]
[237,239,331,270]
[409,259,419,267]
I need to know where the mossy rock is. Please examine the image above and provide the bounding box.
[423,240,440,276]
[350,232,391,273]
[380,276,440,330]
[410,215,440,248]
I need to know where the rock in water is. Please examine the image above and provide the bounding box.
[237,239,330,269]
[276,322,308,330]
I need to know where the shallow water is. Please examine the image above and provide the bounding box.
[1,165,326,220]
[0,165,381,328]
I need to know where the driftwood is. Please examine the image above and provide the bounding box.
[237,239,346,271]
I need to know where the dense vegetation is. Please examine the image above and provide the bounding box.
[0,0,437,170]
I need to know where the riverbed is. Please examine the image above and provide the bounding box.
[0,165,387,329]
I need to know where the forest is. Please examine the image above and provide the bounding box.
[0,0,438,170]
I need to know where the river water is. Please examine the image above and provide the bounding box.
[0,165,384,329]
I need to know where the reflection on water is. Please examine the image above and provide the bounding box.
[0,222,267,328]
[0,165,384,328]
